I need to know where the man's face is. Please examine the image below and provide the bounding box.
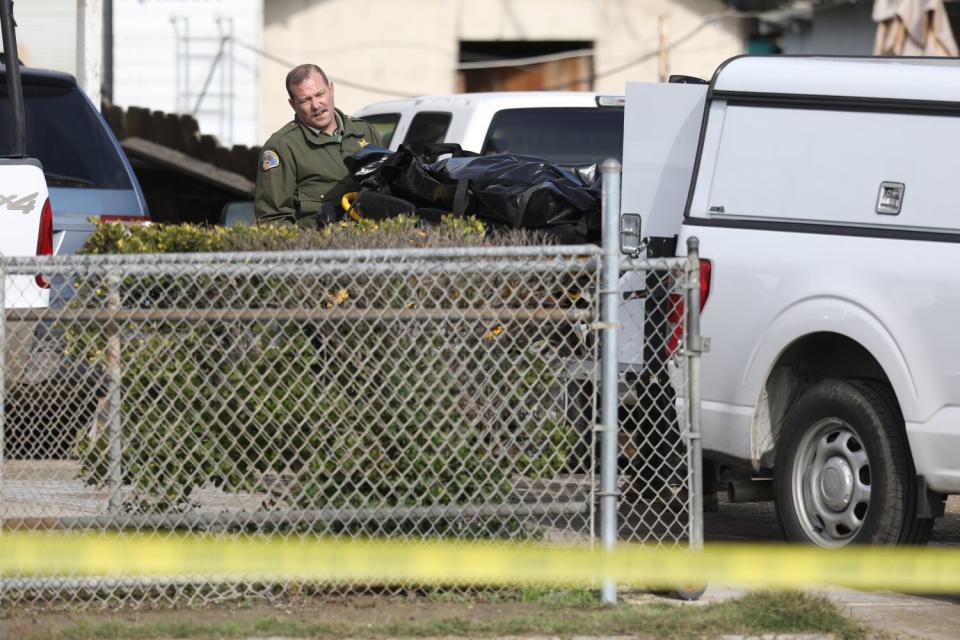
[289,71,336,133]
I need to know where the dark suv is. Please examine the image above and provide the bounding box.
[0,67,148,458]
[0,66,149,256]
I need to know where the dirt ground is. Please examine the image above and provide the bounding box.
[1,596,553,639]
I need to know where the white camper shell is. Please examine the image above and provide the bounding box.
[625,56,960,548]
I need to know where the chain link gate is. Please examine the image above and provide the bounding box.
[0,201,702,606]
[615,249,703,548]
[595,161,704,603]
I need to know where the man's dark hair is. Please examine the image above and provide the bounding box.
[285,64,330,99]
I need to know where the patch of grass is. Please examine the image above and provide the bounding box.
[415,586,600,607]
[520,586,601,606]
[22,590,865,640]
[735,590,858,633]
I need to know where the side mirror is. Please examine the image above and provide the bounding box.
[221,201,256,227]
[619,213,643,256]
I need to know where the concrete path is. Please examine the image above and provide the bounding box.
[639,584,960,640]
[820,587,960,640]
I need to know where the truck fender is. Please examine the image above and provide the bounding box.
[739,296,919,468]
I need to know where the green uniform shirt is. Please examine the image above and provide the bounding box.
[254,109,381,227]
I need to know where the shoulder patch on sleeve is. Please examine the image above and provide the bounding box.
[260,149,280,171]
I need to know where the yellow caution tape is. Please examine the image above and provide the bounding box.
[3,533,960,593]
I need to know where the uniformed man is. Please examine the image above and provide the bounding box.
[255,64,381,227]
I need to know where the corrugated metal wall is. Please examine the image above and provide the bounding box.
[12,0,77,73]
[113,0,262,147]
[10,1,262,147]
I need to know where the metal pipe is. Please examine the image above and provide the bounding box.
[0,245,602,268]
[8,257,599,278]
[599,158,621,605]
[0,0,26,157]
[0,263,5,515]
[6,307,594,324]
[2,575,218,594]
[727,479,775,504]
[3,501,589,532]
[105,271,122,514]
[191,36,226,116]
[102,0,113,104]
[620,256,690,272]
[685,236,704,552]
[170,16,183,112]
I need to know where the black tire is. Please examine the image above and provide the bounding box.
[774,378,930,547]
[857,379,934,545]
[669,583,707,601]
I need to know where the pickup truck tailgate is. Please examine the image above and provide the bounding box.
[0,158,49,309]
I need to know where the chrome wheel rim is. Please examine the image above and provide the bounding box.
[790,418,871,548]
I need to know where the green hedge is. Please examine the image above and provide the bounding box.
[80,215,492,255]
[71,219,575,536]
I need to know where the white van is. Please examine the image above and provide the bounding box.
[624,56,960,547]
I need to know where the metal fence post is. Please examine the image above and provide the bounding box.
[685,237,704,551]
[600,159,621,605]
[106,270,123,514]
[0,263,6,516]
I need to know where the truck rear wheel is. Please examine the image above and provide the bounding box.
[774,379,930,547]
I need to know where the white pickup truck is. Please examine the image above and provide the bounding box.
[0,4,52,389]
[354,91,624,165]
[626,55,960,547]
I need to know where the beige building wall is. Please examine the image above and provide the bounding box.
[593,0,746,92]
[260,0,744,142]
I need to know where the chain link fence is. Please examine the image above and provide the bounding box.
[0,240,700,606]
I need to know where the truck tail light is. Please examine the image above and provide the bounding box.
[666,259,711,356]
[35,198,53,288]
[699,259,712,309]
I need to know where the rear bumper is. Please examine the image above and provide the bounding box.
[907,407,960,494]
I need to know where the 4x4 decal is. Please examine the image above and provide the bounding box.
[0,192,38,215]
